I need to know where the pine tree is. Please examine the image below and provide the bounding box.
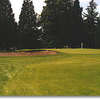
[95,16,100,48]
[18,0,40,49]
[84,0,98,48]
[41,0,74,48]
[71,0,84,48]
[0,0,17,50]
[41,0,58,48]
[57,0,74,48]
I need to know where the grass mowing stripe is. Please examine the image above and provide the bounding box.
[0,49,100,95]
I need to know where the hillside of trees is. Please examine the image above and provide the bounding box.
[0,0,100,50]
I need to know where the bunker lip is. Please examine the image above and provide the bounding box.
[0,50,57,56]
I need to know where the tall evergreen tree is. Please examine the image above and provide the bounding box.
[41,0,74,48]
[18,0,40,49]
[95,16,100,48]
[41,0,58,48]
[0,0,17,50]
[84,0,98,48]
[57,0,74,48]
[71,0,84,48]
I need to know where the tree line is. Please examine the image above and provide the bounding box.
[0,0,100,50]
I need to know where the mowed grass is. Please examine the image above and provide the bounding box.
[0,49,100,96]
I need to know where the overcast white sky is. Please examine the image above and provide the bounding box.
[10,0,100,22]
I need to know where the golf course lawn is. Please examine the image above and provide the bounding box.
[0,49,100,96]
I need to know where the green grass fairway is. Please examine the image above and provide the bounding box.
[0,49,100,96]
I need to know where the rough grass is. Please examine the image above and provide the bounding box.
[0,49,100,96]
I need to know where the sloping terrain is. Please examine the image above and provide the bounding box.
[0,49,100,96]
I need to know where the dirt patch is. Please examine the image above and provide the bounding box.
[0,50,57,56]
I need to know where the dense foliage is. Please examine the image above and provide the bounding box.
[18,0,40,49]
[0,0,100,49]
[0,0,17,50]
[41,0,99,48]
